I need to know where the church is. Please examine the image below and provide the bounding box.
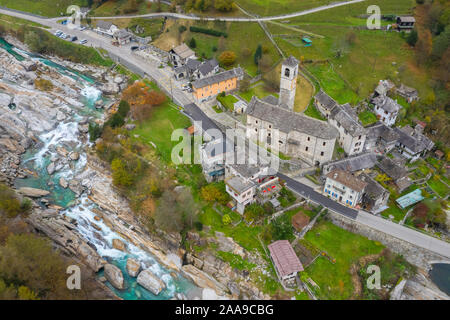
[245,56,338,166]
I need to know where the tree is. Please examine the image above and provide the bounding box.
[88,122,103,142]
[222,214,231,225]
[258,54,273,72]
[240,78,251,92]
[218,50,236,66]
[111,158,134,187]
[118,100,130,117]
[406,28,418,47]
[215,0,234,12]
[200,183,229,205]
[271,215,293,241]
[189,37,197,48]
[254,44,262,65]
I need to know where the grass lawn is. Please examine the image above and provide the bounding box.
[358,110,378,127]
[428,177,449,198]
[304,220,384,300]
[91,0,169,16]
[381,201,408,222]
[212,105,223,113]
[236,0,332,17]
[217,94,238,111]
[0,0,88,17]
[239,81,278,102]
[128,18,165,38]
[131,102,191,163]
[304,103,326,121]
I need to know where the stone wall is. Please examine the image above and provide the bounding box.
[327,211,447,269]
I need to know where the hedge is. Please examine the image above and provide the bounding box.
[189,26,228,38]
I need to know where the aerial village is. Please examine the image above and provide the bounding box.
[0,0,448,301]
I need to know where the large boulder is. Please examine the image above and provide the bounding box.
[104,264,124,290]
[112,238,126,252]
[69,152,80,161]
[17,187,50,198]
[46,162,55,175]
[137,269,166,295]
[126,258,141,278]
[59,177,68,189]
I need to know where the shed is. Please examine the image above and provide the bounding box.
[292,212,310,231]
[302,37,312,47]
[268,240,303,281]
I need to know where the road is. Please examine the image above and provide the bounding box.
[1,6,449,260]
[65,0,366,22]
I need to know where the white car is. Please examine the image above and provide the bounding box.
[79,26,86,31]
[54,30,62,36]
[79,39,88,45]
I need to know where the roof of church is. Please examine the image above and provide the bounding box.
[246,97,338,140]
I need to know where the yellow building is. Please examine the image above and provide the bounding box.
[192,68,243,102]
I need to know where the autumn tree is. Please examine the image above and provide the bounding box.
[218,50,236,66]
[200,183,230,205]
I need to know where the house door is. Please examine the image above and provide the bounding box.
[339,196,343,201]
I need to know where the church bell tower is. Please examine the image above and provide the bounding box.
[279,56,299,110]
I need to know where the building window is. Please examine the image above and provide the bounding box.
[307,137,310,141]
[358,135,362,140]
[268,133,271,137]
[255,120,258,124]
[279,140,283,144]
[323,142,326,146]
[305,147,309,151]
[285,68,290,77]
[255,128,258,132]
[320,151,324,156]
[269,125,272,129]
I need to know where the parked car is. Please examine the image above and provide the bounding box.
[79,39,88,45]
[71,36,78,42]
[130,46,139,51]
[54,30,63,36]
[79,26,86,31]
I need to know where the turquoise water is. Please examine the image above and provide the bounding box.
[2,39,198,300]
[429,263,450,296]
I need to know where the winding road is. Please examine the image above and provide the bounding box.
[0,3,449,260]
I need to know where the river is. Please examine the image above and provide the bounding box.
[1,38,198,300]
[429,263,450,296]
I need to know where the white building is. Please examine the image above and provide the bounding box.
[324,169,367,207]
[200,138,234,182]
[314,90,338,118]
[328,103,366,156]
[224,164,280,214]
[94,20,118,37]
[278,56,299,110]
[371,95,401,127]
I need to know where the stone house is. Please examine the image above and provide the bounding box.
[113,29,133,45]
[314,89,338,118]
[328,103,366,156]
[371,95,401,127]
[169,43,196,67]
[322,152,378,175]
[324,169,367,207]
[394,125,434,162]
[200,138,234,182]
[364,122,399,154]
[246,97,338,166]
[396,84,419,103]
[359,173,390,214]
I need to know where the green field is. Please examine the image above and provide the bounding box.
[239,81,279,102]
[217,94,238,111]
[428,177,450,198]
[304,103,326,121]
[131,102,191,163]
[358,110,377,127]
[304,220,384,300]
[237,0,332,17]
[0,0,88,17]
[91,0,169,17]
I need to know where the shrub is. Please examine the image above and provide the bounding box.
[218,51,236,66]
[88,122,103,142]
[222,214,232,225]
[189,26,228,38]
[189,37,197,48]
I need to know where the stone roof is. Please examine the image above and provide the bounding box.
[230,164,262,179]
[324,153,378,173]
[185,58,201,72]
[372,96,401,113]
[246,97,338,140]
[326,169,368,192]
[283,56,299,68]
[262,95,279,106]
[192,68,243,89]
[268,240,303,277]
[376,156,408,180]
[174,65,188,75]
[330,104,365,136]
[225,175,255,194]
[359,173,388,200]
[374,80,395,96]
[366,122,399,142]
[183,103,221,133]
[394,126,434,153]
[203,138,233,158]
[198,59,218,77]
[396,84,418,98]
[171,43,195,60]
[113,29,132,39]
[314,90,337,111]
[96,20,114,30]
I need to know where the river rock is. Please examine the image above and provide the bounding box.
[59,177,68,189]
[47,162,55,175]
[125,124,136,131]
[17,187,50,198]
[137,269,166,295]
[104,264,125,290]
[56,146,69,157]
[126,258,141,277]
[69,152,80,161]
[112,238,126,252]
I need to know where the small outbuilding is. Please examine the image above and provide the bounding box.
[268,240,303,286]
